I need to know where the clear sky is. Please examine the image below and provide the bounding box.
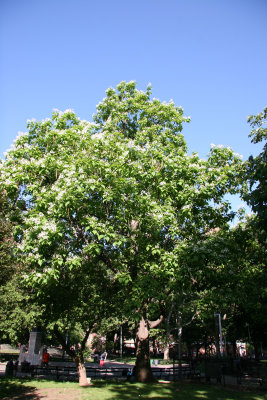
[0,0,266,212]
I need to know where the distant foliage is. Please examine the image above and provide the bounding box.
[244,107,267,237]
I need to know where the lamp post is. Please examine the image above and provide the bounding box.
[214,313,223,357]
[120,326,123,359]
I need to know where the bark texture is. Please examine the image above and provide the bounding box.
[75,356,90,387]
[54,325,91,387]
[135,315,163,382]
[163,345,170,361]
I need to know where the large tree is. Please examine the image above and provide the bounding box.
[1,81,243,382]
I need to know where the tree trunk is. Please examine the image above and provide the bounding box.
[204,333,207,358]
[135,316,163,382]
[254,341,260,361]
[232,340,237,358]
[53,325,91,387]
[74,356,90,386]
[163,302,174,361]
[163,345,170,361]
[135,317,155,382]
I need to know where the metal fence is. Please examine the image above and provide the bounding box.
[30,365,192,381]
[15,362,267,390]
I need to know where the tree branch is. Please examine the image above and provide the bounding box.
[80,328,92,353]
[67,208,79,239]
[53,325,76,359]
[148,315,164,329]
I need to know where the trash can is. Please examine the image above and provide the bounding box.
[154,359,159,366]
[21,361,30,372]
[5,360,14,377]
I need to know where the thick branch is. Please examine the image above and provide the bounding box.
[183,311,198,327]
[148,315,164,329]
[67,208,79,239]
[166,302,174,326]
[80,328,91,353]
[53,325,76,359]
[76,224,89,245]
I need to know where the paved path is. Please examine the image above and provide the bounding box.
[0,359,174,377]
[0,362,6,376]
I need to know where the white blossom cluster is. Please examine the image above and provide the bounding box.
[92,132,105,140]
[17,215,58,250]
[210,144,243,159]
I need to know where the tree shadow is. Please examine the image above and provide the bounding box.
[87,381,195,399]
[0,378,44,400]
[86,380,264,400]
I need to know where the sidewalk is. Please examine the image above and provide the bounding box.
[0,362,6,376]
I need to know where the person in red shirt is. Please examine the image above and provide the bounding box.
[99,351,107,367]
[42,349,50,367]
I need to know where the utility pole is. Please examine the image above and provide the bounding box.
[214,313,223,357]
[177,311,182,379]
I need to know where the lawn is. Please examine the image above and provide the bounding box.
[0,378,266,400]
[111,356,136,365]
[109,356,175,365]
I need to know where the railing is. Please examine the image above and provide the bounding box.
[19,362,267,389]
[30,365,193,381]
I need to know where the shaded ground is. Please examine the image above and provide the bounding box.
[1,379,266,400]
[2,388,88,400]
[0,380,39,400]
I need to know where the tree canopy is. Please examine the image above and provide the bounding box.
[0,81,244,382]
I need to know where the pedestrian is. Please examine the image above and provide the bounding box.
[99,351,107,367]
[42,349,50,367]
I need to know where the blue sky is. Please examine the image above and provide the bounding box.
[1,0,266,212]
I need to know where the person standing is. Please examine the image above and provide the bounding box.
[42,349,50,367]
[99,351,107,367]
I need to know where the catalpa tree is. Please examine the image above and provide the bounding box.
[1,81,243,383]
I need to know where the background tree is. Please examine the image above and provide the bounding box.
[243,107,267,238]
[1,81,243,382]
[0,276,44,345]
[183,217,266,359]
[0,191,17,286]
[0,191,41,344]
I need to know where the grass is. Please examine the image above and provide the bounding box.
[0,378,266,400]
[110,356,177,365]
[0,349,20,354]
[112,356,136,365]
